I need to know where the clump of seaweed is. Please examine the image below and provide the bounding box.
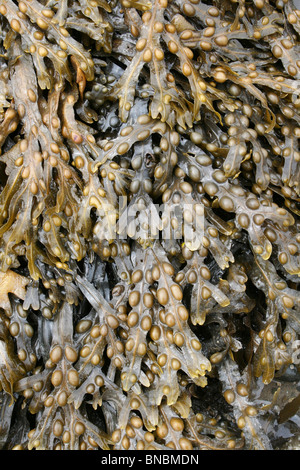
[0,0,299,451]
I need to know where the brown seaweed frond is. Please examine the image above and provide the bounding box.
[0,0,299,451]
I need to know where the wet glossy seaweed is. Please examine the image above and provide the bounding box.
[0,0,299,451]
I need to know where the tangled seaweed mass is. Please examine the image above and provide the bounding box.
[0,0,299,451]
